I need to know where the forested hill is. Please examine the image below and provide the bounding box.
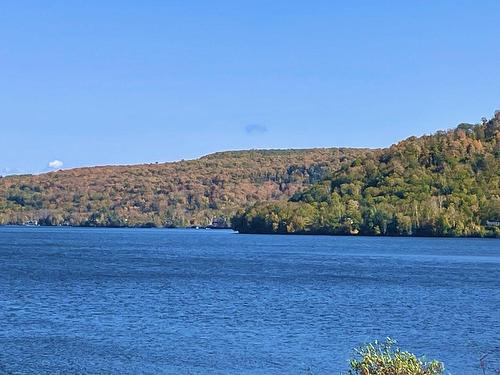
[233,114,500,237]
[2,115,499,235]
[0,148,368,227]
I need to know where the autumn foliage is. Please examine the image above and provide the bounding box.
[233,116,500,237]
[0,148,365,227]
[1,114,499,237]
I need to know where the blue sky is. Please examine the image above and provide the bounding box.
[1,1,499,175]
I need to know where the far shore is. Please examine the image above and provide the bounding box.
[2,223,499,239]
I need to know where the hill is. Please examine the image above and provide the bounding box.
[0,148,367,227]
[233,114,500,237]
[2,114,499,236]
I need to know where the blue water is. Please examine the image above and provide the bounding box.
[0,227,499,374]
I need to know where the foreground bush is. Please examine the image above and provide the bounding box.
[347,338,444,375]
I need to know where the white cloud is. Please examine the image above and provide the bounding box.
[48,160,64,169]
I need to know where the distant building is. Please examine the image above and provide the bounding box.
[486,220,500,227]
[210,216,229,229]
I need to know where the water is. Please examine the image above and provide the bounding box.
[0,227,499,374]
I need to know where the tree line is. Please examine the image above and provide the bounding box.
[2,113,498,237]
[0,148,364,227]
[232,114,500,237]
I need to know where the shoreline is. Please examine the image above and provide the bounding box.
[2,224,499,239]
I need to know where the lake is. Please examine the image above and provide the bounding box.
[0,227,499,374]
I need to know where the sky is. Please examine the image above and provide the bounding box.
[1,0,499,175]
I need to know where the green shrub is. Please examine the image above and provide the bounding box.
[347,338,444,375]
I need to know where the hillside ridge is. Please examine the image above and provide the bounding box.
[233,114,500,237]
[1,114,499,237]
[0,147,367,227]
